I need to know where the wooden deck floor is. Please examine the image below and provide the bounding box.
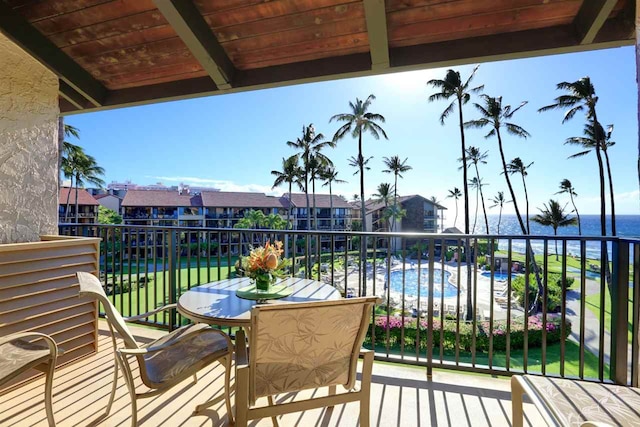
[0,322,544,427]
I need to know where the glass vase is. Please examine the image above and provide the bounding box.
[255,276,270,292]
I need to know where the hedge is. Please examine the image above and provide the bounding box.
[367,314,571,352]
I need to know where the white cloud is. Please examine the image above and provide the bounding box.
[148,175,279,196]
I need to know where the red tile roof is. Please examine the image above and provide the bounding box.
[281,193,352,209]
[59,187,99,206]
[121,190,202,207]
[200,191,283,208]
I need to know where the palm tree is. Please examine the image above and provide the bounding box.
[72,153,105,223]
[466,95,530,235]
[468,177,488,234]
[372,183,393,231]
[506,157,534,234]
[308,154,333,230]
[287,124,333,230]
[464,146,489,233]
[565,122,616,236]
[538,77,608,236]
[382,155,412,232]
[321,166,346,231]
[489,191,511,234]
[555,179,581,235]
[331,95,388,233]
[447,187,462,228]
[271,154,301,230]
[61,144,84,221]
[427,66,483,236]
[331,95,388,297]
[531,200,578,261]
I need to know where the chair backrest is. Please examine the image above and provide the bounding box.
[248,296,379,403]
[76,272,139,349]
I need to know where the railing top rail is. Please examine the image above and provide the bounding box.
[58,223,639,243]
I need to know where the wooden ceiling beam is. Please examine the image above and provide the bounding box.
[363,0,390,70]
[58,81,89,110]
[0,2,106,107]
[154,0,235,90]
[573,0,618,45]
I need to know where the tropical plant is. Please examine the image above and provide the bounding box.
[466,95,542,314]
[464,146,489,233]
[331,94,388,234]
[382,155,412,232]
[234,209,266,229]
[468,177,487,234]
[372,183,393,231]
[565,122,616,236]
[531,199,578,260]
[287,124,334,230]
[271,154,302,230]
[555,179,581,235]
[308,153,333,230]
[320,166,346,231]
[427,66,483,236]
[506,157,534,234]
[489,191,511,234]
[466,95,530,235]
[447,187,462,228]
[331,95,388,297]
[71,152,105,223]
[98,206,122,224]
[538,77,610,235]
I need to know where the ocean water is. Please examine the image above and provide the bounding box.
[466,214,640,259]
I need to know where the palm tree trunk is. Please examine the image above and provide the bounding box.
[312,176,317,230]
[497,129,541,314]
[457,98,473,321]
[497,206,502,234]
[603,149,616,236]
[522,175,530,234]
[590,112,611,288]
[569,192,582,235]
[74,174,80,224]
[65,177,73,222]
[454,201,458,227]
[474,165,489,234]
[358,130,367,297]
[305,174,310,231]
[554,228,559,261]
[287,182,292,230]
[472,183,479,234]
[329,181,334,231]
[57,117,64,190]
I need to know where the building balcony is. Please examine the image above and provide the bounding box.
[0,320,545,426]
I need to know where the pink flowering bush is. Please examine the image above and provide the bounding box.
[367,314,570,352]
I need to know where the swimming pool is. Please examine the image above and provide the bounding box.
[387,268,457,298]
[481,271,518,281]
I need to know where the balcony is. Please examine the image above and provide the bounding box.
[6,223,640,426]
[0,321,545,426]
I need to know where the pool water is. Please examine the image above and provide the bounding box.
[388,268,457,298]
[481,271,518,281]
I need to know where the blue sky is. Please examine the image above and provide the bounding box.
[67,45,639,226]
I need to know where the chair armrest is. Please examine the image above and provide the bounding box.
[124,303,177,322]
[0,332,60,357]
[359,348,374,358]
[581,423,615,427]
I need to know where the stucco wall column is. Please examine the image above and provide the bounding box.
[0,33,59,243]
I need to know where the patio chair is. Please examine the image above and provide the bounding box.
[511,375,640,426]
[0,332,61,426]
[235,296,380,427]
[76,272,233,426]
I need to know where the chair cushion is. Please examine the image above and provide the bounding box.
[522,375,640,426]
[0,339,52,385]
[141,323,229,387]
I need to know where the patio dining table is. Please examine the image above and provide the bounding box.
[177,277,341,330]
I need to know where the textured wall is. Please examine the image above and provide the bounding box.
[0,33,59,243]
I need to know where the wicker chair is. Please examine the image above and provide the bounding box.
[76,272,233,426]
[0,332,60,426]
[235,296,380,427]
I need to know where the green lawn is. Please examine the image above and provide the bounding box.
[107,266,232,317]
[368,339,608,379]
[585,291,634,343]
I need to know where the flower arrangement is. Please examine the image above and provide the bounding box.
[241,240,290,290]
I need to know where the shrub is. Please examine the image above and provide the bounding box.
[366,314,570,352]
[512,273,574,312]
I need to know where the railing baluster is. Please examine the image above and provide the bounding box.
[611,239,630,384]
[542,238,548,376]
[400,238,407,361]
[455,238,461,366]
[560,240,567,377]
[632,243,640,387]
[427,238,435,378]
[579,240,587,379]
[523,240,530,373]
[506,238,512,373]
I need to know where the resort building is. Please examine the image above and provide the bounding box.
[365,194,445,234]
[58,187,99,224]
[93,193,121,213]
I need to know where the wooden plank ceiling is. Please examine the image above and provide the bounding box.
[0,0,634,115]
